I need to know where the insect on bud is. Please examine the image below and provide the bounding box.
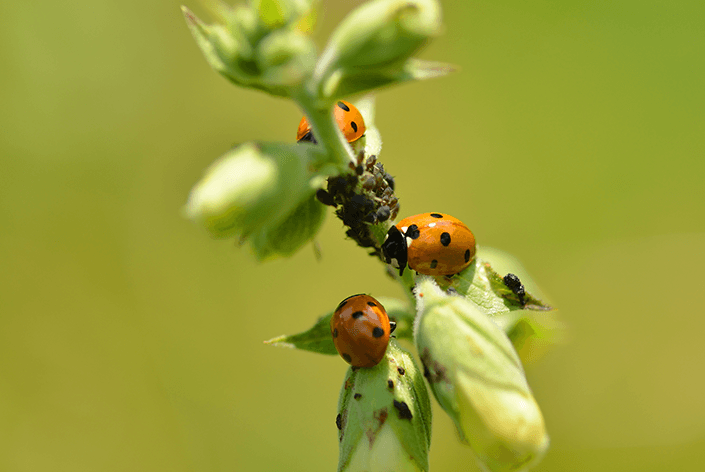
[414,277,549,472]
[337,339,432,472]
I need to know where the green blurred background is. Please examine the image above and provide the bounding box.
[1,0,703,470]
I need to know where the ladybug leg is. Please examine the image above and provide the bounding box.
[389,321,397,334]
[503,273,526,307]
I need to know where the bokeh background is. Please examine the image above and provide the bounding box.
[2,0,704,470]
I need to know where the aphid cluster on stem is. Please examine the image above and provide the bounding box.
[299,100,399,255]
[317,152,399,253]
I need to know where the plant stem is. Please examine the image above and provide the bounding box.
[292,90,354,170]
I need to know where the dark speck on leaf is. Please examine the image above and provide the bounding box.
[393,400,413,420]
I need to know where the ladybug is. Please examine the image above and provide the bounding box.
[297,100,366,144]
[330,294,396,368]
[381,212,476,277]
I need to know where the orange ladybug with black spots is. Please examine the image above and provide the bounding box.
[381,212,476,277]
[297,100,366,144]
[330,294,395,368]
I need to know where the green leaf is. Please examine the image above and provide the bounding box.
[376,296,414,340]
[182,2,317,97]
[182,6,231,75]
[184,141,328,240]
[264,311,337,355]
[263,296,414,355]
[256,0,288,28]
[434,247,553,315]
[337,340,431,472]
[250,193,326,261]
[314,0,441,86]
[321,59,455,100]
[429,246,560,365]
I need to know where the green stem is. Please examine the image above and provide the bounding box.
[292,89,354,170]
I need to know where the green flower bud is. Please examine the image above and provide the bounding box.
[256,28,316,88]
[184,142,323,240]
[254,0,316,29]
[250,192,325,260]
[337,339,431,472]
[313,0,442,98]
[414,278,549,472]
[182,1,317,96]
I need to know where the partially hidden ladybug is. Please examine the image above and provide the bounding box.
[330,294,396,368]
[381,212,477,277]
[297,100,366,144]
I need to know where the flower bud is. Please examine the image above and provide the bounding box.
[250,193,326,260]
[314,0,442,97]
[182,1,317,96]
[256,28,316,88]
[184,142,320,240]
[337,339,431,472]
[414,278,549,472]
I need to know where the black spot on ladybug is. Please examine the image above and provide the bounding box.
[393,400,413,420]
[430,259,438,269]
[367,301,376,307]
[372,327,384,338]
[354,393,362,400]
[406,224,420,240]
[397,367,405,375]
[465,249,471,262]
[336,413,342,430]
[430,213,443,218]
[333,328,338,338]
[387,380,394,389]
[440,232,451,246]
[352,311,364,319]
[350,121,358,133]
[337,101,350,111]
[342,353,352,363]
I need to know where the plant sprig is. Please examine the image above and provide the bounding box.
[182,1,560,471]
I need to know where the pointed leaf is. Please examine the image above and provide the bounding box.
[264,311,337,355]
[323,59,455,99]
[250,194,326,261]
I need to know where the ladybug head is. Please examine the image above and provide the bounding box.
[381,225,408,276]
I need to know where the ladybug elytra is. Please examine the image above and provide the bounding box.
[297,100,366,144]
[381,212,476,277]
[330,294,395,368]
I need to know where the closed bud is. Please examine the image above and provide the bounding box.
[414,278,549,472]
[182,0,317,96]
[337,339,431,472]
[314,0,442,98]
[184,142,321,240]
[256,28,316,88]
